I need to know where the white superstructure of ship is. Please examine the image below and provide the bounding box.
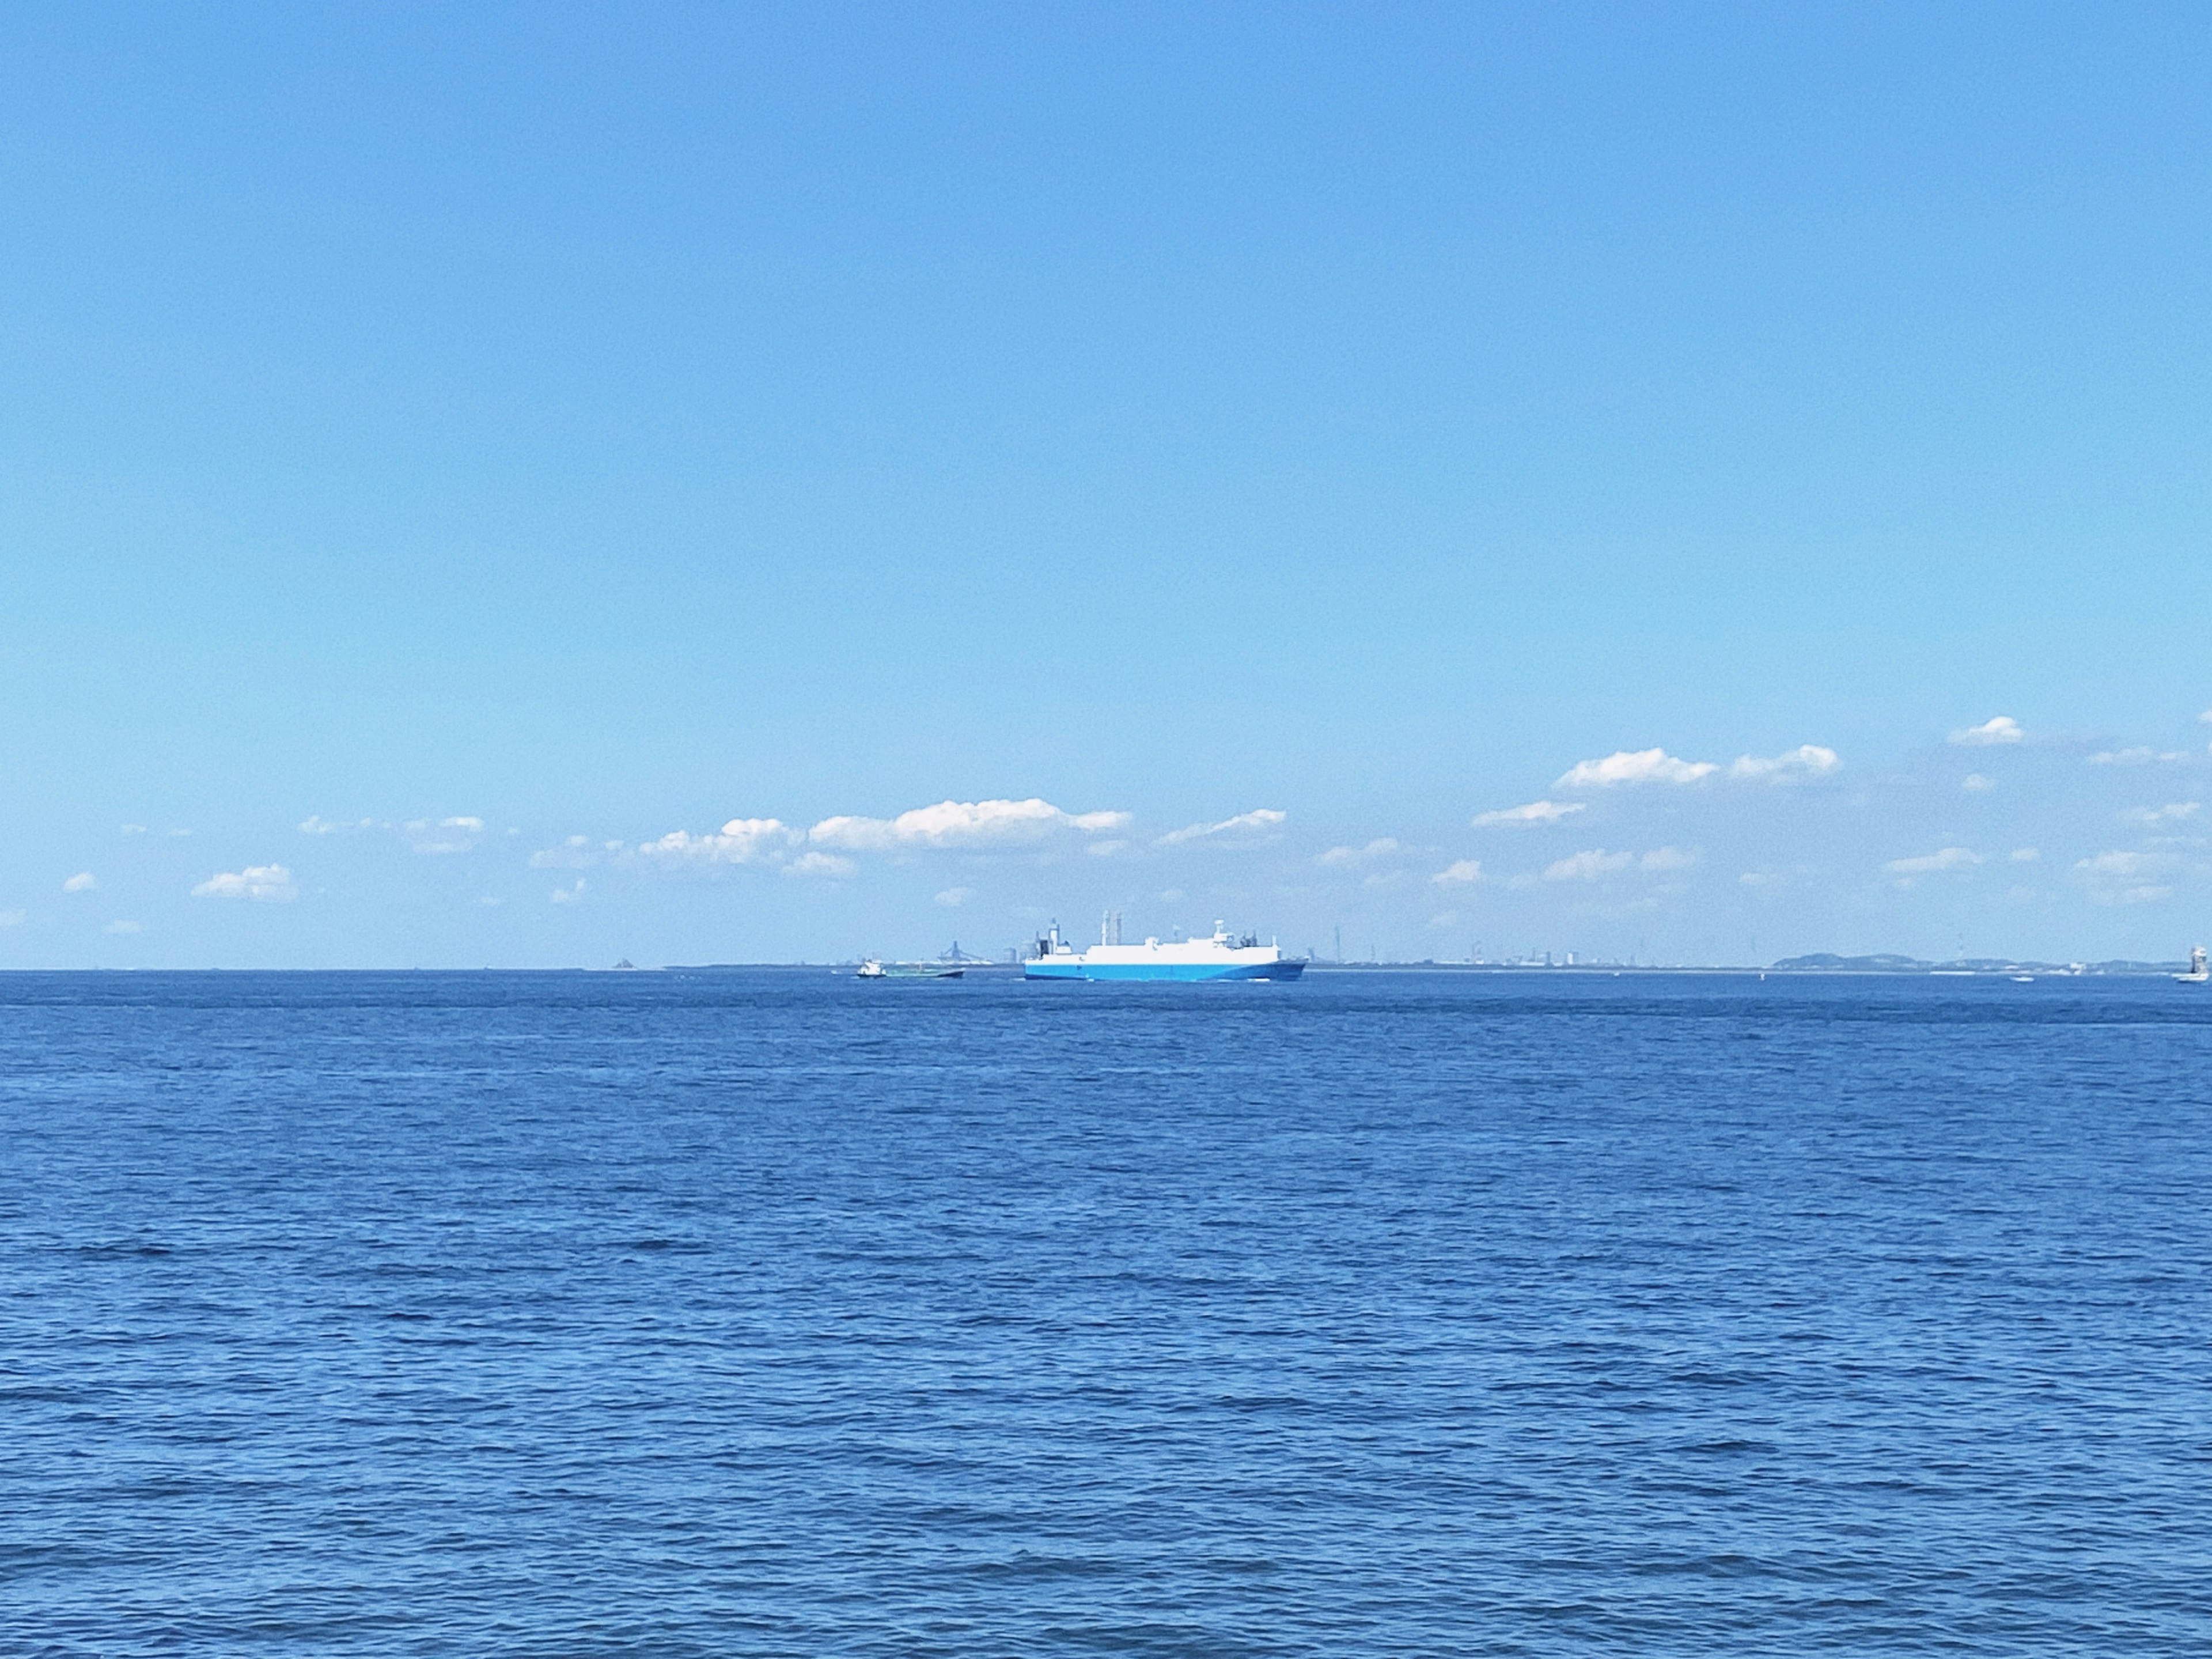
[1025,914,1305,982]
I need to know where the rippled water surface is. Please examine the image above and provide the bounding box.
[5,968,2210,1655]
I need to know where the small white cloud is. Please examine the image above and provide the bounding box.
[1739,870,1783,887]
[1884,847,1982,875]
[784,851,855,878]
[2088,747,2184,766]
[638,819,794,866]
[2123,802,2200,825]
[1431,859,1483,885]
[405,816,486,855]
[2199,709,2212,724]
[1317,838,1400,866]
[814,799,1130,851]
[2075,850,2146,877]
[551,878,586,904]
[934,887,974,907]
[192,863,298,902]
[530,835,601,869]
[1556,749,1717,789]
[1544,849,1636,881]
[1541,847,1691,881]
[2011,847,2040,862]
[1473,800,1585,827]
[0,908,25,927]
[1951,716,2023,746]
[1729,745,1840,782]
[478,896,503,907]
[62,872,97,893]
[1961,774,1996,793]
[104,919,142,934]
[1085,839,1129,857]
[1156,808,1287,846]
[299,815,382,834]
[120,824,149,836]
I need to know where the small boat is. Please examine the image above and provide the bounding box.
[856,959,964,980]
[2176,946,2208,984]
[2010,974,2034,983]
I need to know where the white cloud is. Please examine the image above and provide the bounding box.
[784,851,855,878]
[1317,838,1400,866]
[1961,774,1996,793]
[121,824,148,835]
[104,919,142,934]
[1951,716,2023,746]
[814,798,1130,851]
[1729,745,1840,782]
[1431,859,1483,885]
[551,879,586,904]
[2075,853,2172,903]
[406,816,485,855]
[934,887,974,907]
[1473,800,1585,826]
[1544,847,1694,881]
[1156,808,1287,846]
[2199,709,2212,724]
[2075,850,2147,877]
[638,818,793,866]
[0,908,24,927]
[1544,849,1635,881]
[62,872,97,893]
[2123,802,2200,825]
[192,864,298,902]
[1556,748,1717,789]
[1884,847,1982,875]
[2011,847,2040,862]
[2088,747,2185,765]
[531,835,601,869]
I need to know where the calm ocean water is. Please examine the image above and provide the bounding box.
[4,968,2209,1656]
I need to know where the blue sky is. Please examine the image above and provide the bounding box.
[4,3,2210,967]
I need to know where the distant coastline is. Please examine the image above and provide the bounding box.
[658,955,2196,978]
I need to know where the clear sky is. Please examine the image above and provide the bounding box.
[4,3,2210,967]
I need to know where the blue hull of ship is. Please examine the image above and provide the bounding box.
[1025,959,1306,983]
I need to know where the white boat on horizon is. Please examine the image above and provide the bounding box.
[1025,918,1305,983]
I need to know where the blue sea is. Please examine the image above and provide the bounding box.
[5,968,2209,1655]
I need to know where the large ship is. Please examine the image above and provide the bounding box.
[1025,916,1305,982]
